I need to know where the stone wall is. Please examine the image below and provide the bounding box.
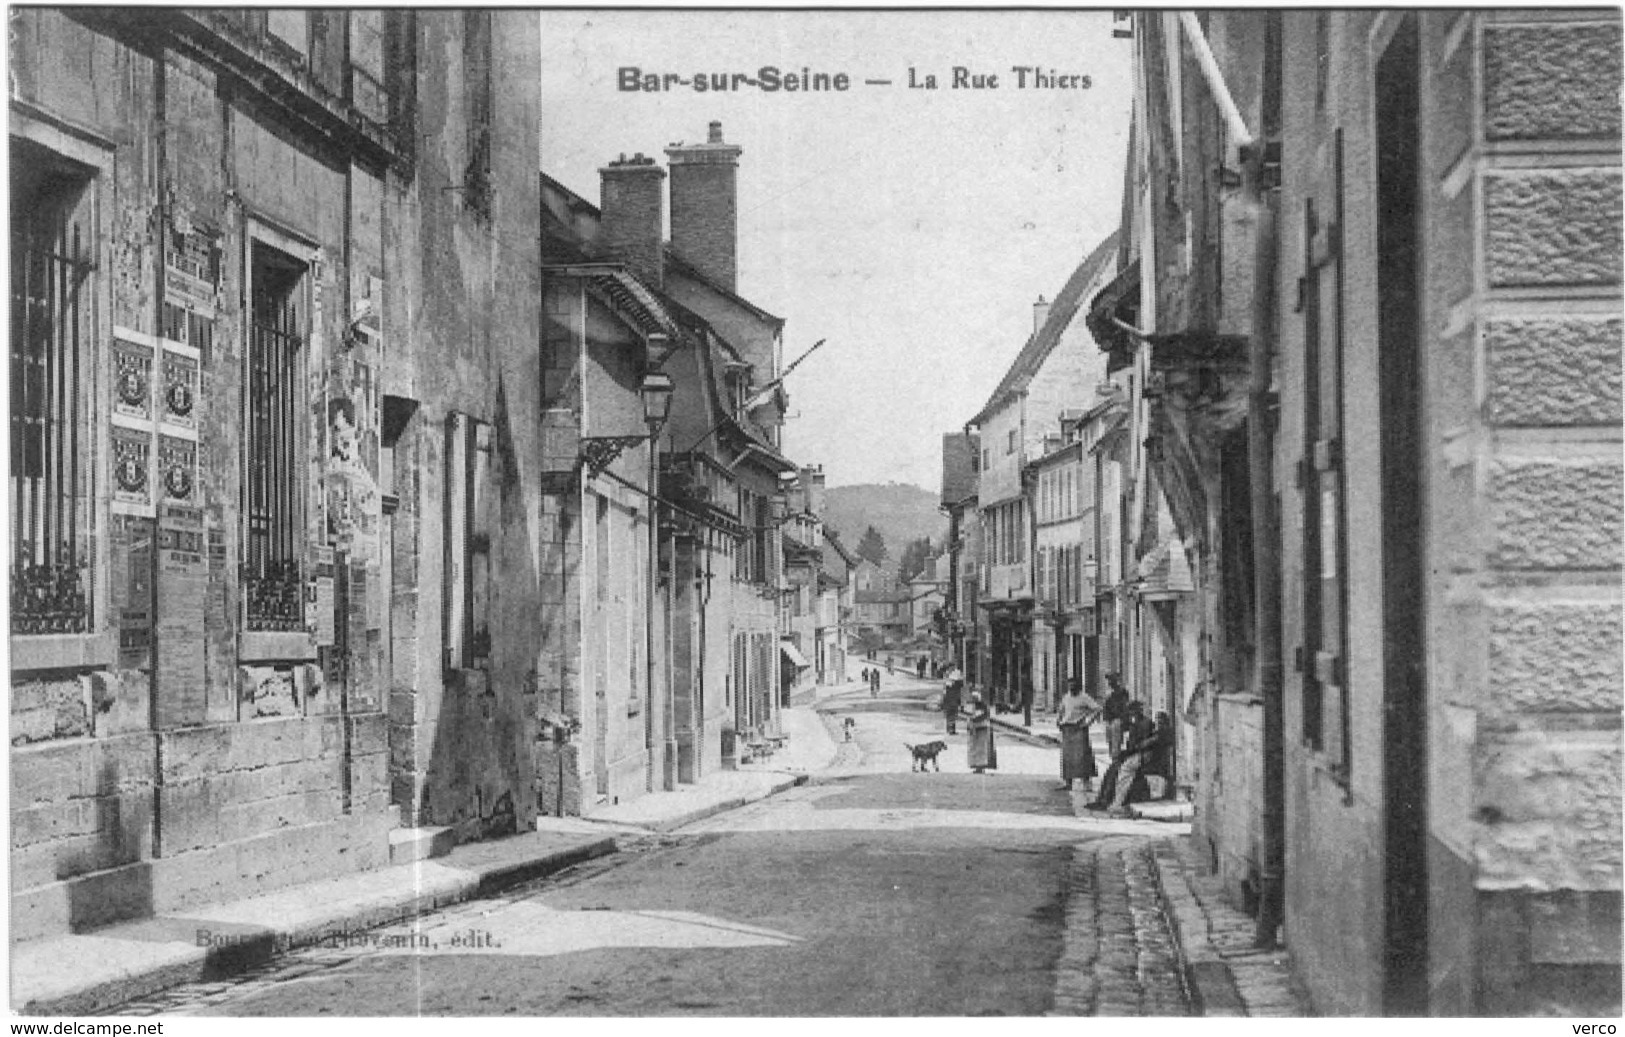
[9,9,537,941]
[1449,9,1622,1014]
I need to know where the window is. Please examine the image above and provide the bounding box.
[242,242,308,632]
[1006,428,1017,455]
[11,147,94,634]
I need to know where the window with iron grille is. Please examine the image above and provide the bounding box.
[10,146,94,635]
[242,242,307,632]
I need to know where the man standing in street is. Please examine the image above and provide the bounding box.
[1100,672,1130,761]
[942,664,965,735]
[1054,679,1101,793]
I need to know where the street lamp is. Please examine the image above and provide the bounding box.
[641,370,675,430]
[640,369,677,793]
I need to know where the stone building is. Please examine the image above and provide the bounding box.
[816,527,856,685]
[537,121,804,794]
[965,236,1119,715]
[1089,9,1621,1015]
[10,9,542,938]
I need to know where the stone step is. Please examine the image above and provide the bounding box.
[387,826,456,865]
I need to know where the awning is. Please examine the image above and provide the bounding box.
[779,641,810,669]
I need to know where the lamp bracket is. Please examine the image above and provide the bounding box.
[580,435,647,479]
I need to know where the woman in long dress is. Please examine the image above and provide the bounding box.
[967,692,997,774]
[1055,680,1100,792]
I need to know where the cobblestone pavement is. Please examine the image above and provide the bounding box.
[1051,836,1190,1015]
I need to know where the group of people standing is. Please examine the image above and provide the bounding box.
[939,666,1174,816]
[1058,673,1175,816]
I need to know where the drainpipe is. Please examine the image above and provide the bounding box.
[1248,134,1285,949]
[1178,12,1256,149]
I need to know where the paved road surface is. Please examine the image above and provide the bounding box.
[111,676,1191,1016]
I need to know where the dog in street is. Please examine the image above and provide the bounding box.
[906,740,948,772]
[843,717,856,742]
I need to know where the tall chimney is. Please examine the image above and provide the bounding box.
[598,153,666,288]
[1033,294,1051,334]
[802,464,826,520]
[665,121,742,292]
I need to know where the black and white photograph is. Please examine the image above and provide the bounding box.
[6,5,1622,1022]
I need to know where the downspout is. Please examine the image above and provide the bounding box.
[1178,12,1256,149]
[1250,13,1286,950]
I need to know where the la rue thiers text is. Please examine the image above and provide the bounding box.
[618,66,1092,92]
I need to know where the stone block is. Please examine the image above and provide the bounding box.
[11,743,83,808]
[1528,889,1623,964]
[1490,458,1622,569]
[10,675,91,744]
[158,715,345,781]
[1476,735,1621,890]
[350,749,389,794]
[346,711,389,756]
[1485,317,1623,426]
[96,669,152,737]
[1487,600,1623,714]
[1484,170,1623,288]
[1485,24,1623,141]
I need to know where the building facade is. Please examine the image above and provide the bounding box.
[10,8,543,939]
[966,238,1119,716]
[1090,9,1622,1015]
[537,121,807,801]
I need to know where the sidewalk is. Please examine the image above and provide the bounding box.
[1150,837,1310,1016]
[12,827,616,1015]
[14,706,837,1015]
[582,704,837,832]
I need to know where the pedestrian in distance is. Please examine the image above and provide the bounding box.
[966,691,997,774]
[870,667,880,698]
[1100,672,1131,761]
[941,665,965,735]
[1054,678,1101,792]
[916,656,927,679]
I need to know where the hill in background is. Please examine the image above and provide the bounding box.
[823,482,948,570]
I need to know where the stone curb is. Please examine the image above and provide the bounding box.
[16,835,617,1016]
[1149,838,1247,1016]
[1148,837,1310,1017]
[629,773,810,834]
[988,716,1062,747]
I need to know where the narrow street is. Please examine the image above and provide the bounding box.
[110,675,1198,1017]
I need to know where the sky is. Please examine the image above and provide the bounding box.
[539,10,1134,490]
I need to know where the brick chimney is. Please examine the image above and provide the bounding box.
[665,121,742,292]
[1033,294,1051,334]
[801,465,826,520]
[599,153,666,288]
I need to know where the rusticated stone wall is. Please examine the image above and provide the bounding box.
[1438,9,1622,1017]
